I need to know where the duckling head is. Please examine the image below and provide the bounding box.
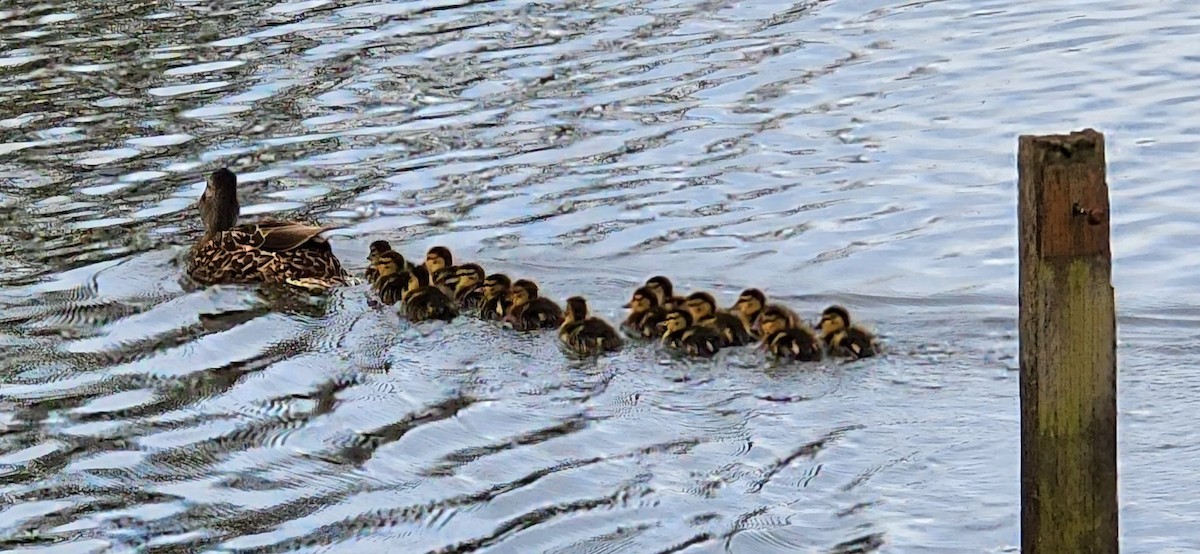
[425,246,453,273]
[759,305,793,337]
[733,288,765,321]
[200,168,240,233]
[661,308,693,335]
[375,251,407,277]
[644,276,674,305]
[455,264,485,294]
[432,266,458,289]
[684,292,718,321]
[564,296,589,324]
[481,273,511,299]
[819,305,851,335]
[624,286,659,314]
[408,264,432,292]
[368,239,392,259]
[508,279,539,308]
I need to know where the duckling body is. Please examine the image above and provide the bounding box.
[764,328,824,361]
[370,251,411,306]
[404,265,458,322]
[622,286,667,339]
[187,169,350,292]
[819,305,879,359]
[505,279,564,330]
[732,288,766,338]
[363,240,392,283]
[758,305,822,362]
[452,264,486,311]
[559,297,623,356]
[479,273,511,321]
[661,309,722,357]
[432,266,457,298]
[685,292,752,347]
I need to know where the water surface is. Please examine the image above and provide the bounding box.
[2,0,1198,552]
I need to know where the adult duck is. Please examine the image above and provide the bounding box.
[187,168,350,292]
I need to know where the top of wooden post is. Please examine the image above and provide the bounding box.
[1017,128,1110,260]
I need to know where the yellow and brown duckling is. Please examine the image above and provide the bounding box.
[479,273,511,321]
[758,305,822,362]
[371,251,411,306]
[425,246,453,273]
[431,265,458,297]
[660,308,722,358]
[622,286,667,339]
[732,288,767,336]
[818,305,879,359]
[187,168,351,292]
[732,288,802,337]
[644,275,687,311]
[403,265,459,322]
[451,263,486,310]
[363,240,393,283]
[559,296,623,356]
[503,279,564,331]
[684,292,753,347]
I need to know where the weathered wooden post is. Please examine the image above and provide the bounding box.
[1018,128,1118,553]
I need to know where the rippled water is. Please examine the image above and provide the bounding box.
[1,0,1198,551]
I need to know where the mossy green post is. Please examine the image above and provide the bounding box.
[1018,128,1118,553]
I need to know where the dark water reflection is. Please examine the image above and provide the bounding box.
[1,0,1197,551]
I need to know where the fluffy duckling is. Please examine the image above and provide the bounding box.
[644,276,687,311]
[504,279,564,330]
[371,251,410,306]
[732,288,802,337]
[425,246,453,273]
[660,308,722,358]
[818,305,879,359]
[758,305,822,362]
[432,265,458,297]
[403,265,459,322]
[684,292,753,347]
[622,286,668,339]
[731,288,766,336]
[452,263,486,310]
[479,273,511,321]
[363,240,393,283]
[559,296,623,356]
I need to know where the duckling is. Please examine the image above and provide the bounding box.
[504,279,564,331]
[732,288,802,337]
[559,296,623,356]
[644,275,687,311]
[732,288,766,336]
[403,265,459,322]
[758,304,822,362]
[432,265,458,297]
[425,246,453,273]
[479,273,511,321]
[660,308,722,357]
[452,263,486,310]
[818,305,879,359]
[684,292,753,347]
[622,286,667,339]
[371,251,410,306]
[363,240,393,283]
[187,168,350,292]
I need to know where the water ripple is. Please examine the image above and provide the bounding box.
[1,0,1197,551]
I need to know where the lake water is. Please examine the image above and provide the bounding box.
[2,0,1198,552]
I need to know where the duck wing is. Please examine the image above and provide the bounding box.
[246,221,343,253]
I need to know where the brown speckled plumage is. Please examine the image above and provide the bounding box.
[186,168,350,292]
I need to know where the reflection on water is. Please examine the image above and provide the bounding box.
[1,0,1198,551]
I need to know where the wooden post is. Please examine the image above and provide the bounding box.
[1018,128,1118,553]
